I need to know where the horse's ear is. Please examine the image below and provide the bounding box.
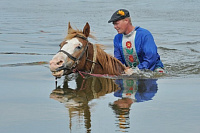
[68,22,72,33]
[83,22,90,37]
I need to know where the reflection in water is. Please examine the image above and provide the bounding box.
[110,79,158,132]
[50,75,120,133]
[50,76,158,132]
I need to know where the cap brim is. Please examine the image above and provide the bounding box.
[108,20,114,23]
[108,18,117,23]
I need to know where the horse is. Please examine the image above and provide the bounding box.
[49,22,127,77]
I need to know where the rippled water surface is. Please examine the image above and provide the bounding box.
[0,0,200,133]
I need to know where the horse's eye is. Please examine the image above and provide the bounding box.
[76,45,82,49]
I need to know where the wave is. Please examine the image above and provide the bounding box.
[174,41,200,45]
[0,52,54,55]
[0,61,49,67]
[158,46,177,51]
[190,48,200,53]
[164,61,200,77]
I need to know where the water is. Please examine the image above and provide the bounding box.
[0,0,200,132]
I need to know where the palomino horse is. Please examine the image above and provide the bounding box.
[49,22,126,77]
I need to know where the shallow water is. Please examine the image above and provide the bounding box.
[0,0,200,133]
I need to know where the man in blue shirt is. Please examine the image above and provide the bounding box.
[108,9,165,73]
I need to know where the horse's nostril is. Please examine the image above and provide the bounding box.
[57,60,63,65]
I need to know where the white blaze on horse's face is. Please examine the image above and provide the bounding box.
[61,38,83,61]
[63,38,83,53]
[49,38,83,77]
[55,38,83,64]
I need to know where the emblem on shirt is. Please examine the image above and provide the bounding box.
[126,41,132,48]
[122,31,139,68]
[125,41,135,64]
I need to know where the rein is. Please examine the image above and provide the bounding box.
[77,70,118,79]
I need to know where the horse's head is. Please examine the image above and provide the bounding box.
[49,22,91,77]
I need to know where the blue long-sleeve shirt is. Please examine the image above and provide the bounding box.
[114,27,164,71]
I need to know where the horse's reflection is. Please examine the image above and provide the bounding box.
[50,75,120,106]
[50,76,158,132]
[50,75,120,132]
[110,79,158,132]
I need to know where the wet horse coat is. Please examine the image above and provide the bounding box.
[49,22,126,77]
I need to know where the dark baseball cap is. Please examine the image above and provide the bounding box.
[108,9,130,23]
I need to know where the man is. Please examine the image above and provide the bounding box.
[108,9,165,73]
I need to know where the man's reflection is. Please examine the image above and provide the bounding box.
[110,79,158,132]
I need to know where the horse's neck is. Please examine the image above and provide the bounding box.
[94,45,125,75]
[82,43,125,75]
[81,43,96,73]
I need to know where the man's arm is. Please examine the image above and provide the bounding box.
[137,33,157,70]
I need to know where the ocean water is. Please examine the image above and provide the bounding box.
[0,0,200,133]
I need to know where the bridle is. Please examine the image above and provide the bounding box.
[56,34,97,72]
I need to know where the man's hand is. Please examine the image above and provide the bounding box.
[124,67,140,75]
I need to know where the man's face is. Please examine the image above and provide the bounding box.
[113,19,127,34]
